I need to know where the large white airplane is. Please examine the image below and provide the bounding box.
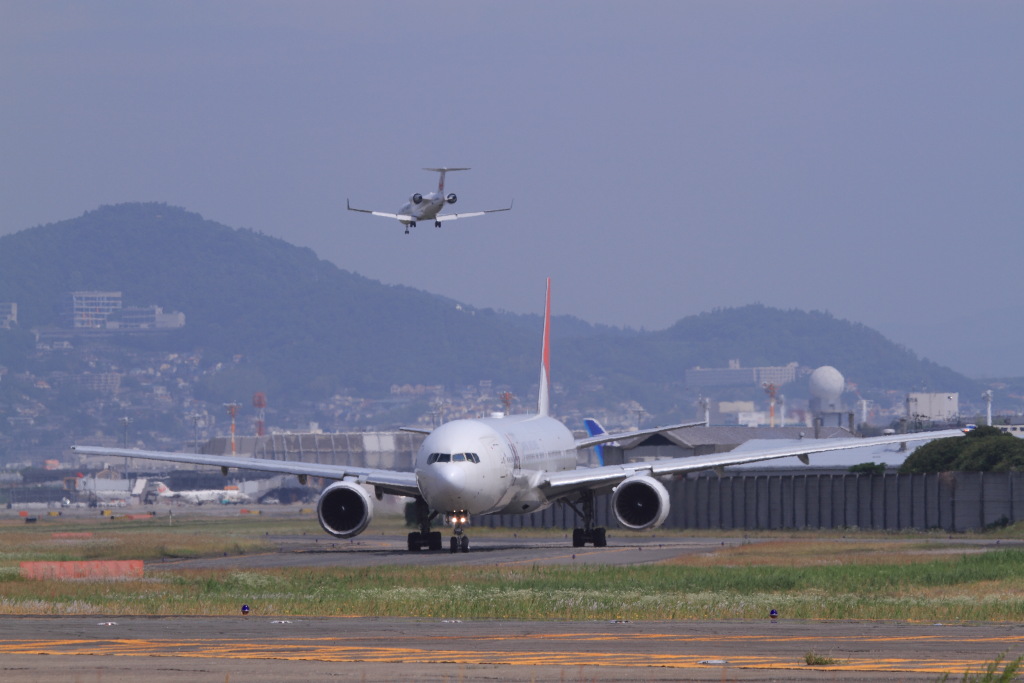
[346,167,512,234]
[72,280,963,553]
[152,482,251,505]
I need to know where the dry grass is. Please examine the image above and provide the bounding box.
[663,539,983,568]
[3,512,1024,621]
[0,512,306,565]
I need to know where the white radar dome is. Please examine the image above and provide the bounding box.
[809,366,845,402]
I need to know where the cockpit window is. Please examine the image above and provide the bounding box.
[427,452,480,464]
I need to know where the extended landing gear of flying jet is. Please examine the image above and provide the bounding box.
[407,497,442,551]
[405,220,417,235]
[566,490,608,548]
[434,220,442,228]
[448,511,470,553]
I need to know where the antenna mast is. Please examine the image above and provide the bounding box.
[762,383,777,428]
[224,403,240,455]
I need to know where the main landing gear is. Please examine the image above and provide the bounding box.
[434,220,442,228]
[404,220,417,235]
[566,490,608,548]
[407,497,442,551]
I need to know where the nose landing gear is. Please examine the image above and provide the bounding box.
[447,511,470,553]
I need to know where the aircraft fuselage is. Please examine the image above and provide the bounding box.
[415,414,576,516]
[397,192,447,225]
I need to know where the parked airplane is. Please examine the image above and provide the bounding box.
[152,482,251,505]
[72,280,962,553]
[346,167,512,234]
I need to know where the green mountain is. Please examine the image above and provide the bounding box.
[0,203,980,417]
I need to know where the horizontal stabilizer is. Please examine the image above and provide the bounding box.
[575,420,705,450]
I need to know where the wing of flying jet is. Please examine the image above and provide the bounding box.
[345,200,414,222]
[346,200,512,223]
[542,429,964,496]
[434,203,513,222]
[70,446,420,498]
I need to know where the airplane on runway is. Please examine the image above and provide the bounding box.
[346,167,512,234]
[152,482,251,505]
[72,280,964,554]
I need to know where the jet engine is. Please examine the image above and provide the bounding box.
[611,475,670,530]
[411,193,423,204]
[446,193,457,204]
[316,481,373,538]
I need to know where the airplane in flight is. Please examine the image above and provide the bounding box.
[151,482,251,505]
[346,167,512,234]
[72,280,963,553]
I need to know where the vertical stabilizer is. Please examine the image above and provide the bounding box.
[583,418,607,466]
[423,167,470,194]
[538,278,552,417]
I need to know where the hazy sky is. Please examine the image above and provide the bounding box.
[3,2,1023,379]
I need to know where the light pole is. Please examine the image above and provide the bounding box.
[190,414,201,453]
[120,416,132,447]
[119,416,132,480]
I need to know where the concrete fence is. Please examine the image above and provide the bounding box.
[480,472,1024,533]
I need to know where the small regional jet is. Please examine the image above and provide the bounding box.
[72,281,963,554]
[347,167,512,234]
[152,482,251,505]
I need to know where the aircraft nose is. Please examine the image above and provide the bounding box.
[419,463,470,510]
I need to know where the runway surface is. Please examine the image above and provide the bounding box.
[5,511,1024,681]
[148,531,758,570]
[1,616,1022,681]
[144,528,1023,571]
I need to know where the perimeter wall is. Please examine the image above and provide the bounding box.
[481,471,1024,533]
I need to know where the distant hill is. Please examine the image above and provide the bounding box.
[0,203,980,417]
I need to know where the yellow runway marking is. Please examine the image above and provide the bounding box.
[0,631,1020,674]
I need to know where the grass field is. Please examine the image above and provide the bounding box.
[3,509,1024,621]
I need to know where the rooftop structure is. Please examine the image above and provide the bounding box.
[907,392,959,423]
[0,302,16,329]
[686,360,798,388]
[64,291,122,329]
[106,305,185,330]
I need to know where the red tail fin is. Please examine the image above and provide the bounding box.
[539,278,551,416]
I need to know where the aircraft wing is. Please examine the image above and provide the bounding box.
[434,202,513,222]
[541,429,964,495]
[574,421,706,449]
[345,200,414,222]
[70,446,421,498]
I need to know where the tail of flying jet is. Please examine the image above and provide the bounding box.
[423,167,470,194]
[538,278,552,417]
